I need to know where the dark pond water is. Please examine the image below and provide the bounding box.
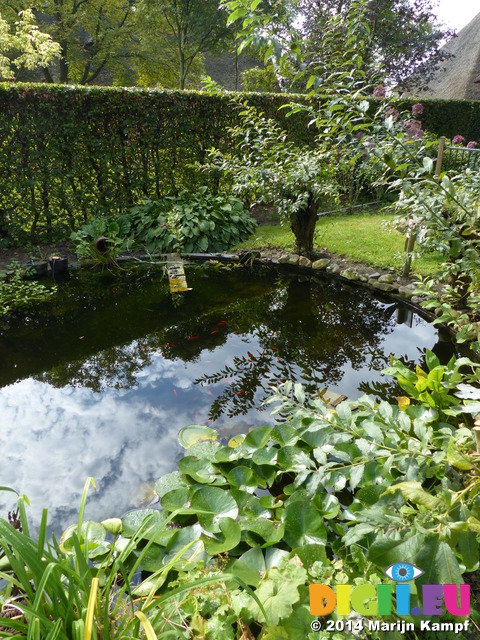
[0,262,454,533]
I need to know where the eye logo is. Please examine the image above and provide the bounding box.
[384,563,424,582]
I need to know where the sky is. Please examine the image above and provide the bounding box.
[434,0,479,31]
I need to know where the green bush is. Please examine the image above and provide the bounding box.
[130,188,257,254]
[0,83,311,243]
[0,261,56,317]
[71,188,257,258]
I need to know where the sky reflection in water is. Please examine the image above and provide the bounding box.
[0,267,452,533]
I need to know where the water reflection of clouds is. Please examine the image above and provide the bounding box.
[0,335,270,534]
[0,311,443,535]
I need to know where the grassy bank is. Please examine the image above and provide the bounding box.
[237,211,442,276]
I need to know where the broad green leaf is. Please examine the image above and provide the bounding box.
[368,531,427,566]
[457,505,479,571]
[241,517,285,546]
[283,501,327,548]
[232,547,266,586]
[291,544,327,569]
[178,424,217,449]
[227,465,257,488]
[383,481,442,509]
[252,447,278,466]
[202,517,241,554]
[415,536,462,586]
[349,464,365,491]
[155,471,188,499]
[447,438,473,471]
[242,426,272,450]
[160,487,192,513]
[248,563,307,626]
[271,423,299,446]
[425,350,440,372]
[178,455,218,483]
[190,486,238,525]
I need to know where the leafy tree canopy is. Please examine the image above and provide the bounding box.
[227,0,454,91]
[299,0,454,89]
[144,0,231,89]
[0,8,60,80]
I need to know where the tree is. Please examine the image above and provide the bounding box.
[1,0,139,84]
[130,1,204,88]
[206,102,338,255]
[298,0,454,89]
[0,8,60,80]
[144,0,231,90]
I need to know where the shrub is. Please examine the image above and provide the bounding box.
[71,188,257,259]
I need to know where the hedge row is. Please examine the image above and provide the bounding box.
[397,96,480,142]
[1,83,479,243]
[0,84,312,242]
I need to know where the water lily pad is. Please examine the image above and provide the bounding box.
[191,486,238,529]
[227,465,257,488]
[283,501,327,548]
[155,471,188,499]
[178,424,218,449]
[121,509,173,544]
[241,517,284,546]
[178,455,218,483]
[60,521,106,556]
[228,434,245,448]
[252,447,278,466]
[160,487,193,513]
[232,547,266,586]
[202,517,241,554]
[241,426,273,451]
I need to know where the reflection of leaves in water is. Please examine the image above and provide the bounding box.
[3,266,449,421]
[196,345,292,419]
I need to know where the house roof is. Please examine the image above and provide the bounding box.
[407,12,480,100]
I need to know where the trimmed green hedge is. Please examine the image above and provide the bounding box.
[1,83,479,243]
[0,84,312,242]
[397,97,480,142]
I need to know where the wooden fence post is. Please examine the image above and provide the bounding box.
[435,136,446,177]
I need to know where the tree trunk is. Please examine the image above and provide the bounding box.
[290,195,318,256]
[179,49,185,90]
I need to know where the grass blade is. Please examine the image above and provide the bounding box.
[84,577,99,640]
[134,611,158,640]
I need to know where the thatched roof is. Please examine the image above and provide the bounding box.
[407,12,480,100]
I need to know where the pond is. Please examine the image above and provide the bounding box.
[0,262,454,533]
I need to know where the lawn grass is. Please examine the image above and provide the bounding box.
[237,210,442,277]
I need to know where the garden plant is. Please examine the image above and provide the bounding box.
[2,1,480,638]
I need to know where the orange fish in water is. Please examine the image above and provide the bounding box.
[236,389,245,396]
[218,320,228,325]
[187,335,200,341]
[210,329,219,334]
[173,389,177,396]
